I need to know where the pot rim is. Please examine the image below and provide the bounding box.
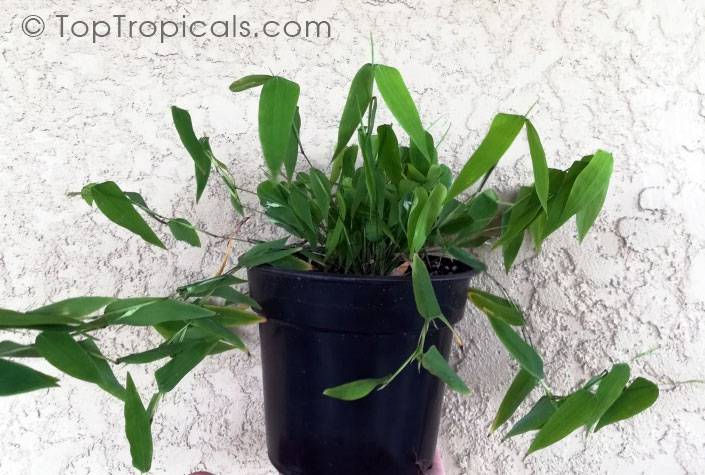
[249,261,481,283]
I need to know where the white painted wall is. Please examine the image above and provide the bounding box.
[1,1,704,473]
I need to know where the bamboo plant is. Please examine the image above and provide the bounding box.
[0,55,658,472]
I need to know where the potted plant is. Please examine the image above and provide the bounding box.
[0,52,659,474]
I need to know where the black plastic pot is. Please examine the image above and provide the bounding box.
[247,263,478,475]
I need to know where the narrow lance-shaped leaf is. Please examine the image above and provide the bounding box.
[406,188,428,253]
[91,181,166,249]
[259,76,301,178]
[284,107,301,180]
[171,106,211,201]
[485,315,543,379]
[585,363,630,433]
[421,345,471,395]
[202,137,244,215]
[323,376,390,401]
[124,373,153,473]
[107,299,215,326]
[167,218,201,247]
[189,317,247,353]
[411,253,443,320]
[527,389,598,454]
[229,74,271,92]
[333,63,374,160]
[447,247,487,271]
[155,339,218,393]
[374,65,430,161]
[560,150,613,221]
[238,238,302,268]
[0,358,59,396]
[0,308,82,328]
[0,341,40,358]
[594,377,659,432]
[377,124,402,185]
[576,180,609,243]
[504,396,560,439]
[447,114,525,201]
[204,305,267,326]
[117,340,200,365]
[491,368,538,433]
[78,338,126,400]
[28,297,116,319]
[525,119,549,212]
[468,288,525,326]
[35,332,102,384]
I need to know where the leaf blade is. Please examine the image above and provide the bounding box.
[421,345,471,395]
[447,114,525,200]
[527,389,598,454]
[91,181,165,249]
[124,373,153,473]
[259,77,301,178]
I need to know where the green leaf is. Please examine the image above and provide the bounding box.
[447,247,487,271]
[284,107,301,180]
[310,168,331,223]
[491,369,538,432]
[270,255,314,271]
[406,187,428,253]
[107,299,214,326]
[177,274,246,298]
[0,358,59,396]
[208,286,261,309]
[229,74,271,92]
[204,305,267,326]
[525,119,549,212]
[410,184,447,254]
[259,76,301,178]
[333,64,374,160]
[80,183,96,205]
[91,181,166,249]
[412,253,444,320]
[190,317,247,352]
[0,341,40,358]
[35,332,102,384]
[486,315,543,379]
[325,218,345,260]
[28,297,116,319]
[594,377,659,432]
[240,237,301,266]
[124,373,153,473]
[374,65,429,161]
[171,106,211,202]
[167,218,201,247]
[323,376,389,401]
[495,186,542,248]
[377,124,402,185]
[576,181,609,243]
[421,345,471,395]
[155,339,218,393]
[527,389,598,454]
[468,288,525,326]
[585,363,631,433]
[78,338,125,400]
[447,114,525,201]
[0,308,82,328]
[561,150,614,221]
[504,396,560,439]
[117,340,200,365]
[500,209,524,272]
[203,139,244,215]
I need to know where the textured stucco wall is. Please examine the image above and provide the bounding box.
[1,0,704,474]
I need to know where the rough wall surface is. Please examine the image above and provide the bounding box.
[1,0,704,474]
